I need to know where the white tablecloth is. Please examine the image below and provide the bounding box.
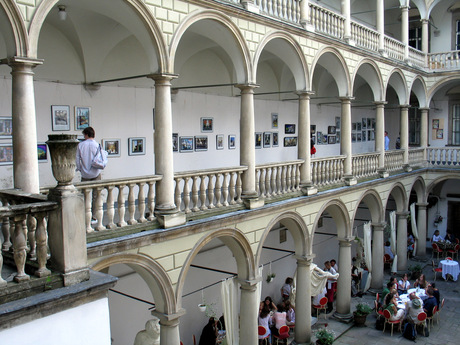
[440,260,460,281]
[400,288,427,301]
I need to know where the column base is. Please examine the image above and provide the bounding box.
[345,37,356,46]
[242,196,264,210]
[241,1,259,13]
[379,49,388,57]
[301,184,317,196]
[63,268,90,287]
[378,169,389,178]
[302,21,315,32]
[403,164,412,172]
[155,211,186,228]
[344,175,357,186]
[332,311,354,323]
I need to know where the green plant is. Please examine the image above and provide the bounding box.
[408,264,422,272]
[354,302,373,316]
[315,327,335,345]
[266,273,276,283]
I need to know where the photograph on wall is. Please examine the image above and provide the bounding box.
[0,144,13,165]
[284,136,297,147]
[195,136,208,151]
[310,125,316,135]
[367,118,372,129]
[436,129,444,139]
[362,118,367,129]
[272,132,279,147]
[371,118,375,129]
[216,134,224,150]
[311,135,316,144]
[255,132,262,148]
[180,136,194,152]
[335,117,341,130]
[352,122,357,131]
[263,132,271,148]
[336,131,340,143]
[285,124,296,134]
[75,106,91,130]
[316,131,323,145]
[37,143,48,162]
[128,137,145,156]
[0,117,13,138]
[321,134,328,145]
[102,139,121,157]
[328,136,336,144]
[51,105,70,131]
[352,133,357,143]
[357,132,362,142]
[228,135,236,149]
[201,117,213,132]
[368,130,375,141]
[271,113,278,128]
[357,122,362,131]
[172,133,178,152]
[432,119,440,129]
[328,126,336,134]
[362,130,366,141]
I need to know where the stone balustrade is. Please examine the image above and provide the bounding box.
[352,152,379,179]
[384,36,405,61]
[408,46,427,68]
[428,51,460,70]
[311,156,345,187]
[310,3,345,39]
[255,160,303,198]
[256,0,300,23]
[351,22,379,52]
[427,147,460,166]
[408,148,425,166]
[384,150,404,172]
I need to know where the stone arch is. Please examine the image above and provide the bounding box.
[255,211,309,267]
[352,189,384,225]
[0,0,28,57]
[310,47,351,97]
[169,9,251,83]
[352,59,385,101]
[426,174,460,195]
[386,182,408,211]
[175,228,255,308]
[427,75,460,104]
[314,199,351,239]
[91,253,178,316]
[409,76,428,108]
[253,31,309,90]
[28,0,168,72]
[385,68,409,105]
[410,176,427,203]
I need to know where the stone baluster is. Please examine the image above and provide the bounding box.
[174,178,182,212]
[183,177,191,213]
[236,171,243,203]
[34,212,50,278]
[286,164,292,192]
[207,174,215,209]
[259,168,265,197]
[27,214,37,258]
[95,186,105,231]
[147,181,156,221]
[229,173,236,205]
[127,183,137,225]
[117,185,127,227]
[138,182,147,223]
[106,186,116,229]
[13,215,28,282]
[191,176,200,211]
[215,173,222,207]
[1,216,11,251]
[199,176,207,210]
[84,188,93,233]
[265,168,272,197]
[222,173,229,207]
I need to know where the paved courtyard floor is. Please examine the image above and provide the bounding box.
[309,253,460,345]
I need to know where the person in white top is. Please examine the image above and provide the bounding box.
[397,273,410,294]
[330,259,339,273]
[384,241,394,260]
[432,230,444,242]
[76,127,102,181]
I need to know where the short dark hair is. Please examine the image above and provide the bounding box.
[82,126,95,138]
[427,287,434,296]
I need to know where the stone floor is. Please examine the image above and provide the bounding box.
[309,253,460,345]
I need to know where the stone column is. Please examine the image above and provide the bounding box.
[334,238,353,322]
[397,211,409,271]
[151,311,184,345]
[150,74,185,228]
[375,101,388,177]
[239,280,258,345]
[371,222,385,290]
[377,0,385,54]
[295,255,313,345]
[416,203,429,257]
[298,91,316,195]
[400,105,411,171]
[236,84,263,209]
[401,5,410,61]
[341,0,353,44]
[420,107,429,160]
[340,97,356,185]
[9,57,43,194]
[421,19,429,55]
[300,0,314,31]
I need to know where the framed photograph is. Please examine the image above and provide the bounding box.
[432,119,440,129]
[263,132,271,148]
[436,129,444,139]
[75,106,91,130]
[335,117,341,130]
[0,144,13,165]
[357,132,362,142]
[128,137,145,156]
[172,133,178,152]
[321,134,328,144]
[367,118,372,129]
[37,143,48,162]
[285,124,296,134]
[310,125,316,135]
[271,113,278,128]
[362,131,367,141]
[328,136,336,144]
[336,131,340,143]
[195,136,208,151]
[272,132,279,147]
[328,126,336,135]
[368,130,375,141]
[216,134,224,150]
[201,117,213,133]
[102,139,121,157]
[284,136,297,147]
[362,118,367,129]
[371,118,376,129]
[317,131,323,145]
[352,122,357,131]
[180,136,194,152]
[352,133,357,143]
[0,117,13,138]
[255,132,262,148]
[228,135,236,149]
[311,135,316,144]
[51,105,70,131]
[357,122,362,131]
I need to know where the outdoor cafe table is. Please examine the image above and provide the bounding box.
[440,259,460,281]
[400,288,427,302]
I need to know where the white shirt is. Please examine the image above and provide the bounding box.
[76,138,101,179]
[398,280,410,291]
[432,234,444,242]
[384,135,390,150]
[384,246,394,259]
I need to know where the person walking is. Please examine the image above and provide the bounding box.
[76,126,102,181]
[384,131,390,150]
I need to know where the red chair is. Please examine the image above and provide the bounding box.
[374,300,384,317]
[446,244,460,260]
[427,306,438,331]
[436,298,445,325]
[415,311,427,336]
[384,254,392,267]
[432,243,443,260]
[446,256,453,260]
[382,309,402,336]
[432,260,443,281]
[258,325,270,345]
[312,296,328,319]
[273,325,290,345]
[456,238,459,244]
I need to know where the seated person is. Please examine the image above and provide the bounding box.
[351,259,361,297]
[414,274,428,289]
[407,232,415,257]
[285,300,295,326]
[423,287,438,317]
[281,277,293,301]
[405,292,424,324]
[384,293,405,321]
[270,303,287,338]
[198,317,218,345]
[380,281,394,307]
[429,283,440,306]
[258,306,272,344]
[445,229,456,243]
[397,274,410,295]
[384,241,394,260]
[432,230,444,242]
[260,296,277,313]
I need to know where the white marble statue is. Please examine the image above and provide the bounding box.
[133,317,160,345]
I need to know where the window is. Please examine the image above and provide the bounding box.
[409,108,420,146]
[457,20,460,50]
[453,104,460,145]
[409,27,422,50]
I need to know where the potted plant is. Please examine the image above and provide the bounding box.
[408,264,422,280]
[353,302,373,326]
[315,327,335,345]
[266,273,276,283]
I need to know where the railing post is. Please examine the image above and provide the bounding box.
[375,101,388,177]
[400,105,412,171]
[12,214,28,282]
[420,107,429,162]
[340,97,356,185]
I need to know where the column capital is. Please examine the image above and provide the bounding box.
[416,202,429,209]
[296,90,315,98]
[339,96,355,103]
[419,107,430,112]
[235,83,259,92]
[420,18,429,24]
[148,73,178,82]
[238,277,260,290]
[338,237,354,246]
[372,222,387,231]
[374,101,387,107]
[396,211,410,218]
[4,56,43,67]
[294,254,315,265]
[399,104,410,110]
[400,4,410,10]
[151,309,186,323]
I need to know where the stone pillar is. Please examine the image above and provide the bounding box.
[150,74,185,228]
[375,101,388,177]
[341,0,353,44]
[416,203,429,257]
[371,222,385,290]
[9,57,43,194]
[400,105,411,171]
[401,5,410,61]
[150,311,184,345]
[236,84,263,209]
[334,238,353,322]
[298,91,316,195]
[420,107,429,160]
[239,280,258,345]
[340,97,356,185]
[295,255,313,345]
[421,19,429,55]
[377,0,385,54]
[397,211,410,271]
[300,0,313,31]
[46,134,89,286]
